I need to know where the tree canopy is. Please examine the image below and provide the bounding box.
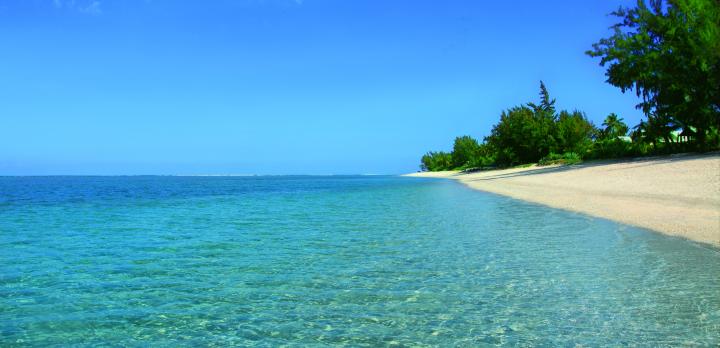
[587,0,720,148]
[451,136,482,168]
[601,113,629,140]
[420,151,453,172]
[485,82,595,166]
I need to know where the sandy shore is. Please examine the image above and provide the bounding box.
[405,154,720,247]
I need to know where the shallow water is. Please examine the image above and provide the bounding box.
[0,176,718,346]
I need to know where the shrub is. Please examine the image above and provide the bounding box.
[589,138,633,159]
[538,152,582,166]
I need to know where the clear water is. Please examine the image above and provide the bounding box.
[0,176,718,346]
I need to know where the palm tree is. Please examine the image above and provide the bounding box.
[601,113,629,139]
[632,120,653,147]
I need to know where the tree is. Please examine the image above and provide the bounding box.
[486,82,560,166]
[528,81,558,156]
[600,113,629,140]
[554,110,597,155]
[451,135,481,168]
[632,113,677,149]
[420,151,453,171]
[465,142,496,168]
[527,81,556,116]
[587,0,720,149]
[592,113,632,159]
[486,106,540,166]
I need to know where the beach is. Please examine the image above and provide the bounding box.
[406,153,720,247]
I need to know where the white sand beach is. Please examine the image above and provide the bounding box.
[406,153,720,247]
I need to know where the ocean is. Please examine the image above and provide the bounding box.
[1,176,718,346]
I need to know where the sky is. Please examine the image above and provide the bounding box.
[0,0,642,175]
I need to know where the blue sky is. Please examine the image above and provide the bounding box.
[0,0,640,175]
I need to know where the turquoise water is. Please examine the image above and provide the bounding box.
[1,176,718,346]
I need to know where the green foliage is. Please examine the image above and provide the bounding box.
[486,106,542,166]
[420,136,495,171]
[538,152,582,166]
[589,138,633,159]
[420,83,639,170]
[600,113,629,140]
[486,82,587,167]
[459,142,496,170]
[631,113,679,150]
[485,106,526,166]
[554,110,597,156]
[587,0,720,149]
[420,151,452,171]
[586,113,634,158]
[464,155,495,169]
[524,80,559,160]
[527,81,557,116]
[451,136,482,168]
[425,82,599,168]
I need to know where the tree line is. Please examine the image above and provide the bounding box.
[421,0,719,172]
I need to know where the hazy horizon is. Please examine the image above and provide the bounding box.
[1,0,642,175]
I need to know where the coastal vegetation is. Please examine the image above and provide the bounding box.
[420,0,720,171]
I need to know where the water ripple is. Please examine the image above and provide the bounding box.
[0,176,718,346]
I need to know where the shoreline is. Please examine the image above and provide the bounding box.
[405,153,720,247]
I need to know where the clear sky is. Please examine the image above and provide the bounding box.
[0,0,641,175]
